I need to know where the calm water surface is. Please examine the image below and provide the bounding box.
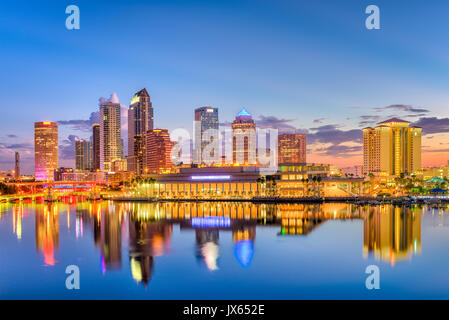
[1,201,449,299]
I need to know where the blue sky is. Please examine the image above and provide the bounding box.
[1,0,449,173]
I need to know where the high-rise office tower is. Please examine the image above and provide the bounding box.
[363,118,422,176]
[14,152,20,180]
[100,97,122,172]
[75,139,93,171]
[92,123,100,171]
[278,133,306,164]
[232,109,256,165]
[34,121,58,181]
[194,106,219,164]
[145,129,174,174]
[128,88,153,176]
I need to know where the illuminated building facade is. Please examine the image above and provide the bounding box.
[75,139,93,171]
[277,163,331,197]
[278,133,306,164]
[92,123,100,171]
[194,106,219,164]
[140,166,265,198]
[34,121,58,181]
[232,109,256,165]
[54,167,74,181]
[61,170,105,182]
[421,165,449,180]
[111,159,127,172]
[128,88,153,176]
[145,129,174,174]
[100,101,122,172]
[363,118,422,176]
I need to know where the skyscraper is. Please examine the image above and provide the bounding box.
[75,139,93,171]
[363,118,422,176]
[34,121,58,181]
[278,133,306,164]
[232,109,256,165]
[145,129,174,174]
[194,106,219,164]
[100,97,122,172]
[92,123,100,171]
[128,88,153,176]
[14,152,20,180]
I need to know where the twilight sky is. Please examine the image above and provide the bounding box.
[1,0,449,174]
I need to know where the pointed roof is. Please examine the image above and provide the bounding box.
[130,88,150,105]
[377,118,410,125]
[136,88,149,97]
[237,108,251,117]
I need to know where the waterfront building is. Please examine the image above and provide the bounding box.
[278,133,306,164]
[194,106,219,164]
[75,139,93,171]
[421,165,449,180]
[34,121,58,181]
[277,163,365,197]
[142,166,262,199]
[145,129,174,174]
[329,165,342,177]
[232,109,256,165]
[131,163,363,199]
[100,97,122,172]
[61,170,105,182]
[341,165,364,177]
[128,88,154,176]
[0,170,15,182]
[363,118,422,177]
[92,123,101,171]
[108,171,134,185]
[54,167,74,181]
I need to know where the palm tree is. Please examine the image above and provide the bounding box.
[311,176,317,196]
[256,176,266,196]
[317,176,322,197]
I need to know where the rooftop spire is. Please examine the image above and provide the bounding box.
[237,108,251,117]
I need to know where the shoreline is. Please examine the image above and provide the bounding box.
[105,196,449,205]
[3,195,448,206]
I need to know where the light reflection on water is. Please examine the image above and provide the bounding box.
[0,201,449,299]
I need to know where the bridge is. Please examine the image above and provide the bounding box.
[0,180,112,203]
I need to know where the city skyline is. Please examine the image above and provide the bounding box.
[2,0,449,174]
[2,92,447,175]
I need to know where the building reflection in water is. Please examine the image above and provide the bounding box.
[195,229,220,271]
[128,206,172,286]
[363,205,421,266]
[96,204,123,271]
[12,205,23,240]
[233,226,256,268]
[35,204,59,266]
[24,200,424,279]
